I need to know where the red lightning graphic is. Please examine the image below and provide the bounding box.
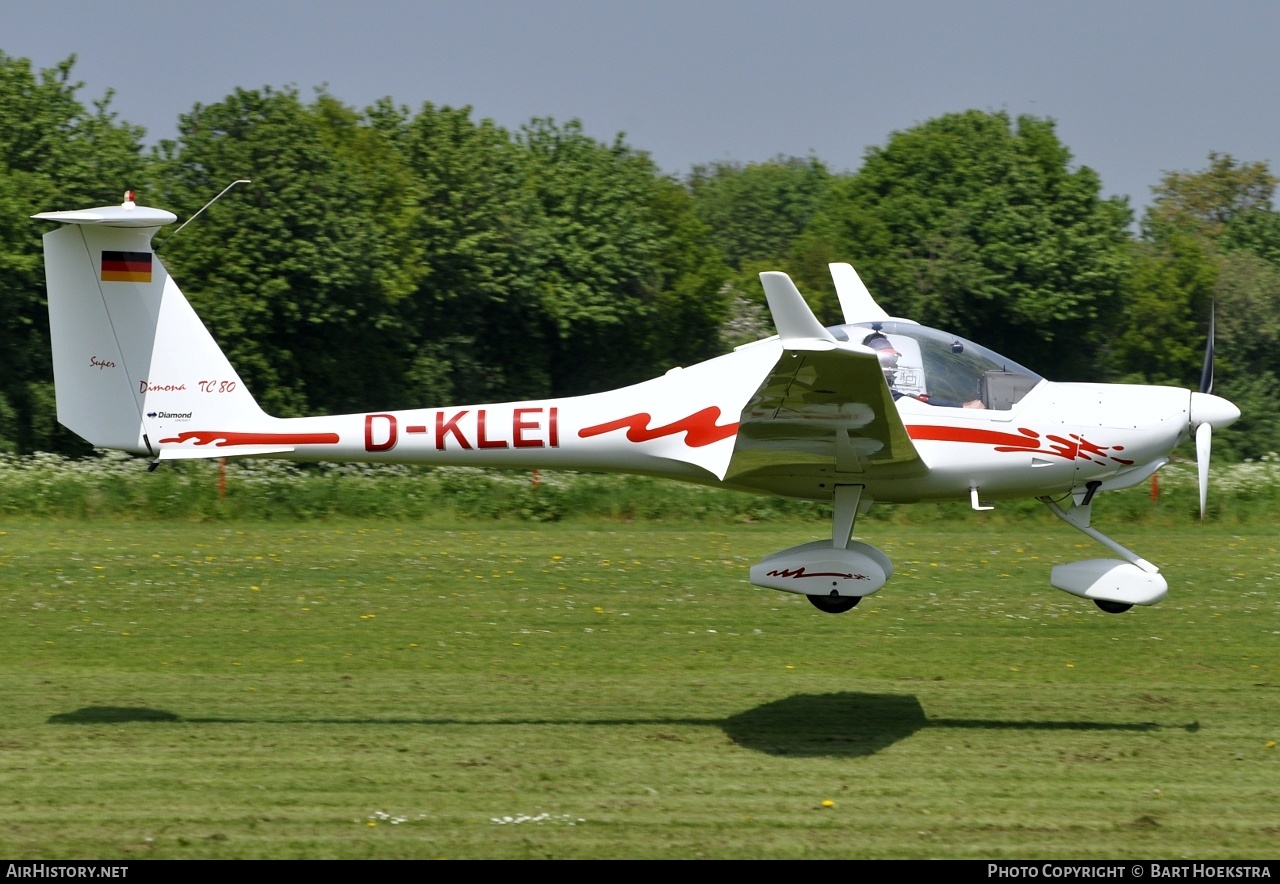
[906,426,1133,465]
[578,407,738,448]
[158,431,340,447]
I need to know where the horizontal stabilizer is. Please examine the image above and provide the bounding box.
[33,204,177,228]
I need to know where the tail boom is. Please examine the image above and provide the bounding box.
[145,362,773,482]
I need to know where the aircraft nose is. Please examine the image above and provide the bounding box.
[1189,392,1241,429]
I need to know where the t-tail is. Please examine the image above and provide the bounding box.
[34,195,282,459]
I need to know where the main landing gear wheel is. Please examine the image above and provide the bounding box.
[1094,599,1133,614]
[807,592,861,614]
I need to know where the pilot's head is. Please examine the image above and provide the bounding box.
[862,332,900,386]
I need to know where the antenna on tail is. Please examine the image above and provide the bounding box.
[156,179,252,248]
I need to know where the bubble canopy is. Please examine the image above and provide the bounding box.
[838,321,1044,410]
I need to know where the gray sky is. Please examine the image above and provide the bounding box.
[5,1,1277,214]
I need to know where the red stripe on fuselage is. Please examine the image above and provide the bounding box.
[158,430,340,447]
[907,425,1041,448]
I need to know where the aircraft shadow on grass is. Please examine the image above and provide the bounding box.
[720,693,1197,757]
[48,694,1198,759]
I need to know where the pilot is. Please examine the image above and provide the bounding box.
[862,331,983,408]
[863,331,904,393]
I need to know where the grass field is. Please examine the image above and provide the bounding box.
[1,517,1277,859]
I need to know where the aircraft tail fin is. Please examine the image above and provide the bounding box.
[34,196,276,458]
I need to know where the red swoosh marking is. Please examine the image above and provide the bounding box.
[578,407,738,448]
[159,430,340,447]
[906,425,1133,465]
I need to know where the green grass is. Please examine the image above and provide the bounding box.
[0,518,1277,858]
[3,450,1279,525]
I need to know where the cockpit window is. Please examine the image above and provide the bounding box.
[848,322,1043,410]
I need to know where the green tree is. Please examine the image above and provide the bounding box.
[1128,154,1280,458]
[687,156,834,346]
[1212,250,1280,458]
[687,156,832,270]
[1221,204,1280,267]
[801,111,1132,379]
[1110,233,1217,387]
[154,100,728,416]
[388,101,546,406]
[517,119,728,395]
[1147,152,1276,238]
[0,52,148,453]
[640,176,730,370]
[154,87,413,417]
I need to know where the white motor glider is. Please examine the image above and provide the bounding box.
[34,195,1240,614]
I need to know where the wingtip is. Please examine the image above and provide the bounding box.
[758,271,836,348]
[829,262,889,324]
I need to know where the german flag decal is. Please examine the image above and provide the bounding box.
[101,251,153,283]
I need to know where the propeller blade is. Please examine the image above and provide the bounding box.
[1199,302,1215,395]
[1196,421,1212,521]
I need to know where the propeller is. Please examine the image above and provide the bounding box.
[1199,304,1215,396]
[1195,421,1213,521]
[1188,303,1240,520]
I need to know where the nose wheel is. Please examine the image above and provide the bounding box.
[807,592,861,614]
[1041,497,1167,612]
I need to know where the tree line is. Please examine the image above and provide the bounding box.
[1,52,1276,459]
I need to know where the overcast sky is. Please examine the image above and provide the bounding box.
[5,1,1277,214]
